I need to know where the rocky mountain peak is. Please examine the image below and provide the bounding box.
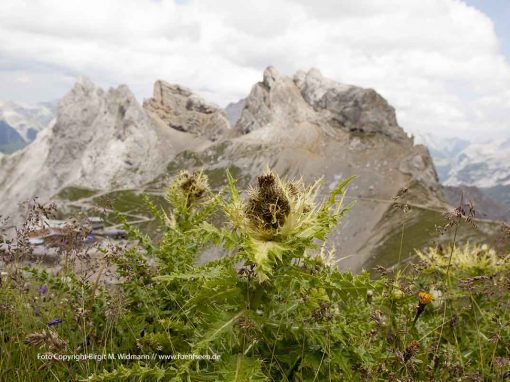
[234,67,311,135]
[235,67,408,142]
[296,68,406,140]
[0,79,177,220]
[143,80,229,141]
[0,69,445,270]
[71,76,102,96]
[262,66,283,88]
[293,68,353,106]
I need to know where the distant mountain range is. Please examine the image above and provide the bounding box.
[2,90,508,206]
[444,138,510,188]
[0,69,507,270]
[414,132,510,209]
[0,100,56,153]
[413,132,470,182]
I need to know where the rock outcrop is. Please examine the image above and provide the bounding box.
[0,78,177,219]
[143,80,229,141]
[234,67,407,141]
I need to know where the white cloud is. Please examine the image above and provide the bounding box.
[0,0,509,140]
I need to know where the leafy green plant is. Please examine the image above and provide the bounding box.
[1,170,509,381]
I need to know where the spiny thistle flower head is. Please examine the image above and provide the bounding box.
[225,168,353,282]
[166,170,211,210]
[242,169,318,241]
[417,242,509,274]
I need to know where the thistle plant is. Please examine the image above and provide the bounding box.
[224,169,354,281]
[1,170,509,381]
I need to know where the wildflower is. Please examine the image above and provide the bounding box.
[403,340,420,362]
[47,318,63,327]
[245,172,291,232]
[418,291,433,305]
[224,169,353,282]
[413,291,433,325]
[39,285,48,295]
[168,170,210,209]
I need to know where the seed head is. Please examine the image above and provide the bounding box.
[403,340,420,362]
[23,329,67,351]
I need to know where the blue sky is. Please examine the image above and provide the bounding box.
[0,0,508,141]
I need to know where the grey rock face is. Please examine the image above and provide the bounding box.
[235,67,407,140]
[398,144,439,189]
[0,78,176,219]
[234,67,311,135]
[143,80,229,141]
[294,69,405,139]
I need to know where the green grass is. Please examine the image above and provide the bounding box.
[2,170,509,381]
[56,186,99,201]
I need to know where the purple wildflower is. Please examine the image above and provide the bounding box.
[39,285,48,295]
[47,318,63,327]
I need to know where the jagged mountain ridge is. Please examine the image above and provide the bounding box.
[143,80,230,142]
[1,67,452,270]
[423,134,510,211]
[0,78,177,219]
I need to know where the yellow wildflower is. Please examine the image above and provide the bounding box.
[418,291,433,305]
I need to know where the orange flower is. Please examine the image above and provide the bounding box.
[418,291,433,305]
